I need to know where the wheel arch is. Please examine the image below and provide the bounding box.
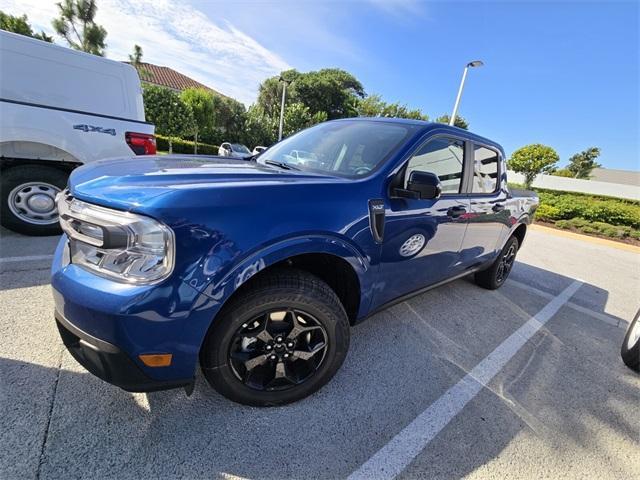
[0,139,83,167]
[512,222,527,248]
[201,236,370,322]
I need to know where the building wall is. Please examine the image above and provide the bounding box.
[507,171,640,201]
[590,168,640,186]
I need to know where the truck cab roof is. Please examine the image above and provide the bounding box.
[328,117,505,155]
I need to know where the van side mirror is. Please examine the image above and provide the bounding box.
[406,171,442,199]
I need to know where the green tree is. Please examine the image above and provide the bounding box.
[0,11,53,41]
[52,0,107,55]
[434,114,469,130]
[282,102,328,137]
[241,105,276,148]
[257,68,365,121]
[126,44,154,82]
[208,95,246,144]
[357,94,427,120]
[128,44,143,65]
[180,88,214,153]
[566,147,601,179]
[143,85,195,153]
[256,70,299,119]
[551,168,574,178]
[508,144,559,189]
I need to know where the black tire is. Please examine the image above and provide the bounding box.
[200,268,350,406]
[1,165,67,236]
[621,309,640,372]
[475,236,519,290]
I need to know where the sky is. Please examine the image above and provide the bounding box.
[1,0,638,170]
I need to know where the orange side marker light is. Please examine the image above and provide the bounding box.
[139,353,173,367]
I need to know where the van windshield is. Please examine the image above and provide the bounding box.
[258,121,414,177]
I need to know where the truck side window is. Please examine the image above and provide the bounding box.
[472,146,499,194]
[405,138,464,194]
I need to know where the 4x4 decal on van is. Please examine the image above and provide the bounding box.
[73,124,116,136]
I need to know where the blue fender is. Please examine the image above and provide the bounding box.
[503,214,531,249]
[185,232,375,326]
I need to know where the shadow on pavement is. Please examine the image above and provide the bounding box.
[1,261,638,479]
[0,227,58,291]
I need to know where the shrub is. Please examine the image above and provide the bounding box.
[534,189,640,228]
[551,168,574,178]
[534,204,561,221]
[581,202,640,229]
[554,218,639,239]
[156,135,218,155]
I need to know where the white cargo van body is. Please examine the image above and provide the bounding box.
[0,31,155,235]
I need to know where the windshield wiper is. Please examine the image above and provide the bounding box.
[263,159,300,171]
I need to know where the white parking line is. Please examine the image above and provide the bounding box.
[0,254,54,264]
[507,279,625,329]
[347,280,583,480]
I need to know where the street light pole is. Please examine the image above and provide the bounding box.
[450,60,483,126]
[278,78,289,141]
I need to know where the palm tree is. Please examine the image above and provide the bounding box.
[129,44,143,65]
[52,0,107,56]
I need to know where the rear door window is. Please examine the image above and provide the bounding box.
[472,145,500,194]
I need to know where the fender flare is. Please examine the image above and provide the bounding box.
[505,214,531,247]
[192,233,372,311]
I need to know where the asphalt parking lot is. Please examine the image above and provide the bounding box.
[1,225,638,479]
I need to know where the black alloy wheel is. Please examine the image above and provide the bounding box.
[228,309,329,391]
[496,241,517,284]
[475,236,520,290]
[201,268,350,406]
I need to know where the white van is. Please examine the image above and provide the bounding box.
[0,30,155,235]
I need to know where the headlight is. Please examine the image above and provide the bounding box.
[57,192,175,284]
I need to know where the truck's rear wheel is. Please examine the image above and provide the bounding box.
[1,165,67,236]
[200,269,350,406]
[474,236,519,290]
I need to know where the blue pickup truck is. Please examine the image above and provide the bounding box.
[51,118,538,406]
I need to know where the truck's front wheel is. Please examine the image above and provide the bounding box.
[1,165,67,236]
[200,269,350,406]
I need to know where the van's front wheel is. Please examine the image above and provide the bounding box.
[200,269,350,406]
[1,165,67,236]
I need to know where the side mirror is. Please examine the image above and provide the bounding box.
[407,171,442,199]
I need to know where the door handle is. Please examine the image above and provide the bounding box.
[447,206,467,218]
[492,203,505,212]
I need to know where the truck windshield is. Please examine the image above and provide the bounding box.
[258,121,414,177]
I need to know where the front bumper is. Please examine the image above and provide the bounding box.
[55,310,193,393]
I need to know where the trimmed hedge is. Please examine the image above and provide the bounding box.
[156,134,218,155]
[535,190,640,228]
[555,218,640,240]
[507,183,640,241]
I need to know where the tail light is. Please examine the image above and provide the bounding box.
[125,132,157,155]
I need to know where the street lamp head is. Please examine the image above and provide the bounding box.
[467,60,484,68]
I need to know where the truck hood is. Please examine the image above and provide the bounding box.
[69,155,342,211]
